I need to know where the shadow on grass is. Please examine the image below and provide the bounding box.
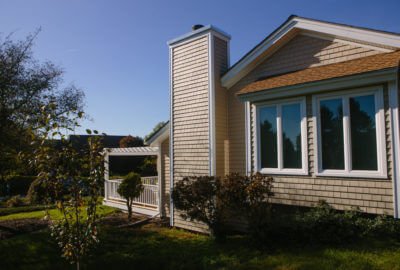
[1,223,400,270]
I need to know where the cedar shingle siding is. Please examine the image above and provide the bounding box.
[232,34,394,215]
[171,35,210,232]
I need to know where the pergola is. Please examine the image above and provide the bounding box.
[103,146,161,216]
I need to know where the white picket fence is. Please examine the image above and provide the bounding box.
[105,176,158,208]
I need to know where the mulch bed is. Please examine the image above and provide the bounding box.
[0,212,164,240]
[0,218,48,240]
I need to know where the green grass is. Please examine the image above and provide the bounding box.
[1,221,400,270]
[0,205,116,221]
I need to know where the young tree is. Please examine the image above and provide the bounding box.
[0,30,85,179]
[117,172,143,220]
[32,103,103,270]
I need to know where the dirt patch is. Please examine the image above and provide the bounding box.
[100,212,148,227]
[0,218,48,239]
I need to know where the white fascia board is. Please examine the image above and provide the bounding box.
[238,68,397,103]
[147,123,170,146]
[295,18,400,49]
[221,20,297,88]
[222,17,400,89]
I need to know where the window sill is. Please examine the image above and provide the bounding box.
[315,170,388,179]
[259,168,309,176]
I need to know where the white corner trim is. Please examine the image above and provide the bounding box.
[157,142,162,216]
[389,80,400,218]
[312,85,388,179]
[208,33,216,176]
[169,46,174,227]
[245,101,252,175]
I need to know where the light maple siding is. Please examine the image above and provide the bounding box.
[171,35,210,232]
[214,37,229,176]
[228,34,393,215]
[247,89,394,215]
[160,138,170,217]
[251,34,381,80]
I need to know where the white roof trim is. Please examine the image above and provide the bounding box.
[104,146,159,156]
[146,122,170,146]
[222,16,400,89]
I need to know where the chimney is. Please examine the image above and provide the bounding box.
[192,24,204,31]
[168,25,230,229]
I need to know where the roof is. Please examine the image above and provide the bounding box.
[222,15,400,89]
[145,121,170,146]
[238,50,400,96]
[105,146,159,156]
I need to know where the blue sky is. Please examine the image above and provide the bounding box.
[1,0,399,137]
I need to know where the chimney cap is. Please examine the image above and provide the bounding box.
[192,24,204,31]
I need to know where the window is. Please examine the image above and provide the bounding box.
[256,98,307,175]
[314,87,386,178]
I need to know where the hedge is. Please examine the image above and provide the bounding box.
[0,176,36,197]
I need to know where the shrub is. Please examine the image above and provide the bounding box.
[172,173,274,240]
[26,178,48,204]
[172,176,225,238]
[219,173,274,240]
[6,195,26,207]
[117,172,143,220]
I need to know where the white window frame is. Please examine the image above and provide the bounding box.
[255,97,308,175]
[313,86,387,178]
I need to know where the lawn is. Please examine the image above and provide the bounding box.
[0,204,115,221]
[1,211,400,270]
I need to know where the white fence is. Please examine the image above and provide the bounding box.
[105,176,158,208]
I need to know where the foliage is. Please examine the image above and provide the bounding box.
[31,103,104,269]
[218,173,274,239]
[26,177,48,204]
[144,121,167,142]
[0,30,85,179]
[137,157,157,177]
[119,135,144,148]
[117,172,143,220]
[6,195,26,207]
[172,176,224,238]
[172,173,274,239]
[0,175,36,196]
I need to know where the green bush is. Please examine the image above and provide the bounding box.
[172,173,274,240]
[26,178,48,204]
[117,172,143,220]
[254,201,400,246]
[6,195,26,207]
[0,175,36,196]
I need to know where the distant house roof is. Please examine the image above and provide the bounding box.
[238,50,400,96]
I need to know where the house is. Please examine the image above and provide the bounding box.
[104,15,400,233]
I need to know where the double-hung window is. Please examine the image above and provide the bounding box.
[256,98,308,175]
[314,87,386,178]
